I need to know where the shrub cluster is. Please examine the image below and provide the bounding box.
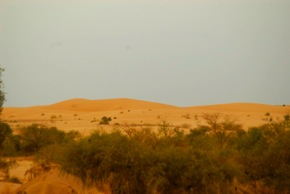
[58,115,290,193]
[0,123,80,156]
[60,129,237,194]
[0,114,290,193]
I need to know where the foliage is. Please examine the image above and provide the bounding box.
[235,121,290,192]
[0,123,80,157]
[18,124,71,155]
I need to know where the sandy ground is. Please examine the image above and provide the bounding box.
[0,157,34,193]
[1,98,289,193]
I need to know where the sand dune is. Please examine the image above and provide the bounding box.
[2,98,289,132]
[47,98,178,112]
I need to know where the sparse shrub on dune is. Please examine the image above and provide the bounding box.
[99,116,112,125]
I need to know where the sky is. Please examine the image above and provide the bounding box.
[0,0,290,107]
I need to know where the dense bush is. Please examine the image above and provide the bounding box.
[0,123,80,156]
[58,128,239,193]
[18,124,69,155]
[53,116,290,194]
[235,121,290,192]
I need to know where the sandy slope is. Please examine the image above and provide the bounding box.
[0,182,21,193]
[14,167,103,194]
[2,98,290,133]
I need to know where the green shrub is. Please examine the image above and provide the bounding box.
[19,124,68,155]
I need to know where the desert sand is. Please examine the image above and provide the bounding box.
[0,98,289,193]
[2,98,289,134]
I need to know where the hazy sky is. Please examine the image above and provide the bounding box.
[1,0,290,107]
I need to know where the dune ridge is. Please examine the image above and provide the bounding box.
[4,98,285,113]
[188,102,285,113]
[45,98,178,112]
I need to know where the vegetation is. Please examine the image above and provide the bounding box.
[0,124,80,156]
[0,113,289,193]
[203,113,243,148]
[30,115,290,193]
[18,124,71,155]
[0,66,5,114]
[99,116,112,125]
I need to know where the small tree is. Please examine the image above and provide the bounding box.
[203,113,242,148]
[158,120,174,138]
